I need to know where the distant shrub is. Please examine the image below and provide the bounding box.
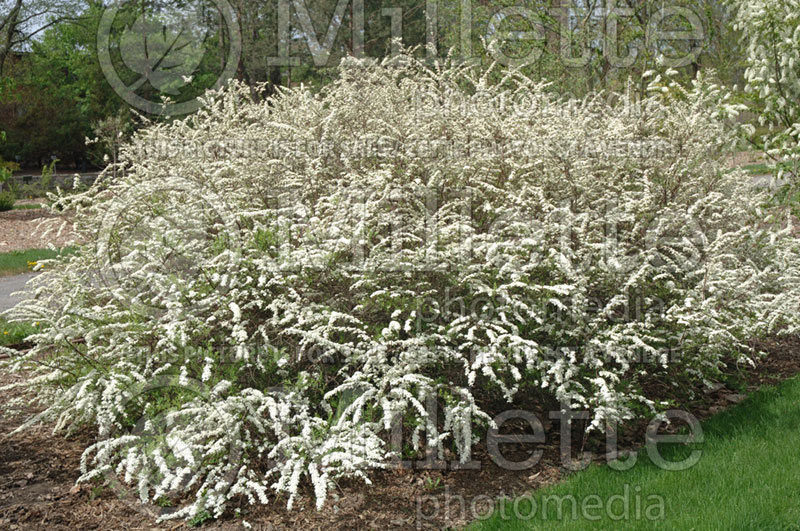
[0,190,15,211]
[4,53,800,522]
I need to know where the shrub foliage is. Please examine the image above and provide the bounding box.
[3,54,800,520]
[733,0,800,179]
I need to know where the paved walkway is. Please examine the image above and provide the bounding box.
[0,273,37,314]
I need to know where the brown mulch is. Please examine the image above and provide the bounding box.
[726,150,767,168]
[0,206,75,252]
[1,336,800,530]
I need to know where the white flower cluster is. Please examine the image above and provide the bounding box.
[733,0,800,178]
[3,52,800,521]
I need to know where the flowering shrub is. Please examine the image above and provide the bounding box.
[733,0,800,179]
[3,53,800,521]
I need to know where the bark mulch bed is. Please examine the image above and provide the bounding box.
[0,205,75,253]
[1,336,799,530]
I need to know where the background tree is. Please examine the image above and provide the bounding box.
[0,1,122,168]
[0,0,85,76]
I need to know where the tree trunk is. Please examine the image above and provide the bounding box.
[0,0,24,78]
[268,66,282,93]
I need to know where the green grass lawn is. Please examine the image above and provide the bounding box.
[0,318,37,346]
[741,162,772,176]
[0,248,65,277]
[12,203,45,210]
[471,376,800,530]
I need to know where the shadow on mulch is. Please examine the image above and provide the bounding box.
[1,335,799,530]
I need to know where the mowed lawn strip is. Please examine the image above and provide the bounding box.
[0,248,65,277]
[0,318,38,346]
[471,375,800,530]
